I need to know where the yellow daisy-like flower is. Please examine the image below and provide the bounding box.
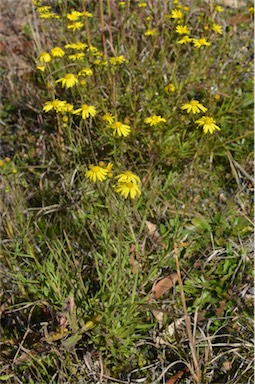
[144,115,166,126]
[67,22,83,31]
[212,24,223,35]
[164,83,176,93]
[55,73,79,88]
[215,5,223,12]
[115,171,141,184]
[138,2,147,8]
[36,6,51,13]
[175,25,190,35]
[86,165,108,182]
[65,42,87,50]
[66,11,83,21]
[110,122,131,137]
[63,103,74,113]
[43,99,67,113]
[144,28,158,36]
[39,52,51,63]
[109,55,126,65]
[115,181,141,199]
[78,68,93,76]
[170,9,183,19]
[68,53,85,61]
[195,116,221,134]
[181,100,207,114]
[177,35,192,44]
[249,7,254,14]
[82,11,93,18]
[73,104,96,119]
[102,113,115,124]
[39,12,59,19]
[192,38,211,48]
[37,65,45,72]
[51,47,65,57]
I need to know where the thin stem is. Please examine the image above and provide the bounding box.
[99,0,107,57]
[174,243,201,383]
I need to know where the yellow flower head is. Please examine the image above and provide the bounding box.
[109,55,126,65]
[110,122,131,137]
[170,9,183,19]
[175,25,190,35]
[215,5,223,12]
[144,115,166,126]
[144,29,158,36]
[138,2,147,8]
[65,42,87,50]
[78,68,93,77]
[115,171,141,184]
[177,35,192,44]
[102,113,115,124]
[51,47,65,57]
[55,73,79,88]
[192,38,211,48]
[73,104,96,119]
[181,100,207,114]
[86,165,108,182]
[212,24,223,35]
[43,99,67,113]
[66,11,83,21]
[39,12,59,19]
[195,116,221,134]
[82,11,93,18]
[39,52,51,63]
[164,83,176,93]
[67,22,83,31]
[68,53,85,61]
[115,181,141,199]
[36,6,51,13]
[37,65,45,72]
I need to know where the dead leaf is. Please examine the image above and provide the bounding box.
[223,361,232,371]
[167,317,185,337]
[165,368,189,384]
[152,273,178,299]
[145,221,162,242]
[151,308,164,329]
[129,243,141,274]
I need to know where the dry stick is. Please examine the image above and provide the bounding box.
[106,0,113,50]
[174,243,201,383]
[99,0,107,57]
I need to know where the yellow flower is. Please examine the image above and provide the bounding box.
[86,165,108,182]
[212,24,223,35]
[175,25,190,35]
[115,171,141,183]
[66,11,83,21]
[102,113,115,124]
[164,83,176,93]
[64,103,74,113]
[56,73,79,88]
[78,68,93,76]
[82,11,93,18]
[144,115,166,126]
[73,104,96,119]
[119,2,125,7]
[51,47,65,57]
[144,28,158,36]
[192,38,211,48]
[170,9,183,19]
[37,65,45,72]
[249,7,254,14]
[39,12,59,19]
[115,181,141,199]
[195,116,221,134]
[215,5,223,12]
[138,2,147,8]
[0,160,4,167]
[109,55,126,65]
[65,42,87,50]
[39,52,51,63]
[5,157,11,163]
[177,35,192,44]
[68,53,85,61]
[67,22,83,31]
[36,6,51,13]
[43,99,67,113]
[181,100,207,114]
[110,122,131,137]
